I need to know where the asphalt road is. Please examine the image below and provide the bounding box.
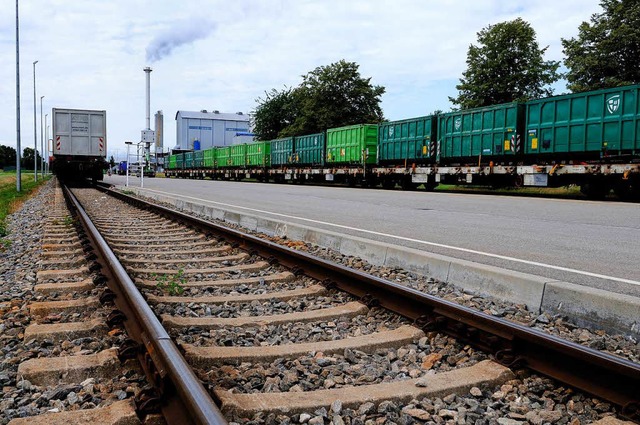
[105,175,640,297]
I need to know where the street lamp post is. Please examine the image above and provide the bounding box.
[40,95,44,177]
[139,142,145,189]
[33,60,38,181]
[125,141,132,187]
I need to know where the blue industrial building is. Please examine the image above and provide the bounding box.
[175,110,252,150]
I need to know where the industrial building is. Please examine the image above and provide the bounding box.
[175,110,252,151]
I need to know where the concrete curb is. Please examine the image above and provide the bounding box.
[122,186,639,337]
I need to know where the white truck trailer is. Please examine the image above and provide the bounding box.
[51,108,107,181]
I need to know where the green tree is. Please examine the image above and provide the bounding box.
[251,87,299,141]
[0,145,17,169]
[290,60,385,135]
[109,155,115,169]
[20,147,41,169]
[450,18,560,109]
[252,60,385,139]
[562,0,640,92]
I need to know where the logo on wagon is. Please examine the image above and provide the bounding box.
[606,95,620,114]
[454,117,462,131]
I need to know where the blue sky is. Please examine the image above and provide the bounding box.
[0,0,603,160]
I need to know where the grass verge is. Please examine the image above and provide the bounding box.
[0,171,50,241]
[433,184,586,199]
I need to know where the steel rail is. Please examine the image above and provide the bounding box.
[63,184,227,425]
[99,184,640,422]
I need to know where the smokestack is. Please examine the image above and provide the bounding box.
[144,67,152,130]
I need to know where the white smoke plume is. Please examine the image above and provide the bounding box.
[146,18,216,63]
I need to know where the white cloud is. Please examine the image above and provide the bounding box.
[0,0,602,159]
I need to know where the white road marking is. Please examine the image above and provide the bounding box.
[143,187,640,286]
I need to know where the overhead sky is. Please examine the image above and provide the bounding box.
[1,0,603,161]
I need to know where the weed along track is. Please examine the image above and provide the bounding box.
[19,181,637,424]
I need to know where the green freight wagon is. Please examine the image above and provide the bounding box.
[326,124,378,165]
[216,146,232,168]
[193,150,204,168]
[294,132,325,166]
[439,103,525,162]
[525,84,640,158]
[167,154,178,170]
[184,151,194,169]
[246,142,271,167]
[203,148,216,168]
[175,153,185,170]
[270,137,294,166]
[230,144,247,167]
[378,116,437,164]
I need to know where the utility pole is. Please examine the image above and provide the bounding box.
[45,114,48,173]
[40,95,44,177]
[33,60,38,181]
[15,0,21,192]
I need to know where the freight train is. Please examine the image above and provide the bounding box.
[164,84,640,200]
[50,108,107,182]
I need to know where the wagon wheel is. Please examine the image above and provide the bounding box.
[513,174,524,188]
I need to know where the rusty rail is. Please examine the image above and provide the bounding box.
[63,184,227,425]
[100,184,640,422]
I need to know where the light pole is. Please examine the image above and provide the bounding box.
[33,60,38,181]
[125,141,132,187]
[40,95,44,178]
[137,141,144,189]
[44,113,48,173]
[15,0,22,192]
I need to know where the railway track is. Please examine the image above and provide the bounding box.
[5,179,639,424]
[4,182,146,424]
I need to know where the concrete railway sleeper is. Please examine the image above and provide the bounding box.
[8,179,636,424]
[5,181,151,425]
